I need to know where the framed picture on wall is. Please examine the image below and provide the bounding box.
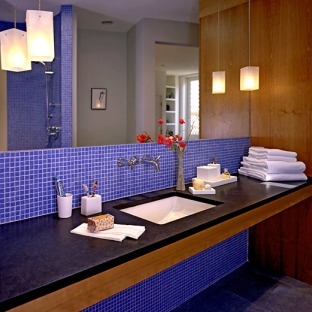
[91,88,107,110]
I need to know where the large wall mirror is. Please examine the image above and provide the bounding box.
[0,4,199,151]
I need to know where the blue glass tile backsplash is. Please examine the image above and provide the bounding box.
[0,138,250,224]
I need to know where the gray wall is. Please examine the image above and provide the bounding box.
[77,29,127,146]
[127,18,199,143]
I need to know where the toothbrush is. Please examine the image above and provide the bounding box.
[82,184,90,197]
[92,180,98,197]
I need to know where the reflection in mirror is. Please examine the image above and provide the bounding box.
[0,6,199,151]
[155,44,199,141]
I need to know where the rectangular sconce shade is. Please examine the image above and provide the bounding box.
[0,28,31,72]
[212,71,225,94]
[240,66,259,91]
[26,10,54,62]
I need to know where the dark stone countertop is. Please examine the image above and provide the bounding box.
[0,175,311,310]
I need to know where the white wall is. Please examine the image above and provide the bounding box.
[127,18,199,143]
[0,66,7,151]
[77,29,127,146]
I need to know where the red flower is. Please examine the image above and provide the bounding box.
[179,118,185,124]
[157,134,165,144]
[165,137,173,147]
[136,132,153,143]
[158,119,164,125]
[179,141,186,148]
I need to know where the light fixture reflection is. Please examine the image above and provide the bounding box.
[26,8,54,62]
[0,28,31,72]
[240,0,259,91]
[212,0,225,94]
[212,71,226,94]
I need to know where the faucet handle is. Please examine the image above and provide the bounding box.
[154,156,161,162]
[117,157,127,167]
[127,156,138,170]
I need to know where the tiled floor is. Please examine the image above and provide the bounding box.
[172,262,312,312]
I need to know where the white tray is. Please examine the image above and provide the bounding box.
[192,175,237,187]
[189,187,216,194]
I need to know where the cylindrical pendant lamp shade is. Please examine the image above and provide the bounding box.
[0,28,31,72]
[26,10,54,62]
[240,66,259,91]
[212,71,225,94]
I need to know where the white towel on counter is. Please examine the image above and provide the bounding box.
[238,167,307,182]
[70,223,146,242]
[241,157,306,174]
[248,153,297,162]
[249,147,297,158]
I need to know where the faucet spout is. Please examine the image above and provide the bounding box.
[141,155,161,172]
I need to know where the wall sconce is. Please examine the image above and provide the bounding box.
[240,0,259,91]
[212,0,225,94]
[0,7,31,72]
[26,1,54,62]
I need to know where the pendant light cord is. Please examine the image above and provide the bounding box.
[248,0,251,66]
[217,0,220,71]
[39,0,41,11]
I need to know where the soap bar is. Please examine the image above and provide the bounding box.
[87,214,114,233]
[193,178,205,190]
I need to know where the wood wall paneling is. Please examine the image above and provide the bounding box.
[200,2,250,139]
[250,0,312,175]
[200,0,312,285]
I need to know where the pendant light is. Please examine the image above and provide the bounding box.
[240,0,259,91]
[212,0,225,94]
[0,6,31,72]
[26,0,54,62]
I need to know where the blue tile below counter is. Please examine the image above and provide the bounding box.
[82,231,248,312]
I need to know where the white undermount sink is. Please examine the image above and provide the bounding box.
[119,195,217,225]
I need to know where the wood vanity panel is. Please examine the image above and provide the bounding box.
[249,197,312,284]
[200,1,250,139]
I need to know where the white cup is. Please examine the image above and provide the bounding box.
[57,193,73,218]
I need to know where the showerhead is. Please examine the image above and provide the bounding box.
[35,61,53,74]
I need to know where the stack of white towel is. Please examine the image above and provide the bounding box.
[238,147,307,181]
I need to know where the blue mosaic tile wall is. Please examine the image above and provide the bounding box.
[83,230,248,312]
[0,137,250,224]
[2,6,71,150]
[60,5,73,148]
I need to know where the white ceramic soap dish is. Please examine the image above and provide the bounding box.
[189,187,216,195]
[202,175,237,187]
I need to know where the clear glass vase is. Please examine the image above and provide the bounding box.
[176,148,185,191]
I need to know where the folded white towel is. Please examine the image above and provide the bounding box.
[241,157,306,174]
[238,167,307,182]
[70,223,146,242]
[249,147,297,158]
[248,152,297,162]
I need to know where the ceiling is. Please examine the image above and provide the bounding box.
[0,0,199,32]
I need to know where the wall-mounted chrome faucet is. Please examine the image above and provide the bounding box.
[140,155,161,172]
[117,155,161,172]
